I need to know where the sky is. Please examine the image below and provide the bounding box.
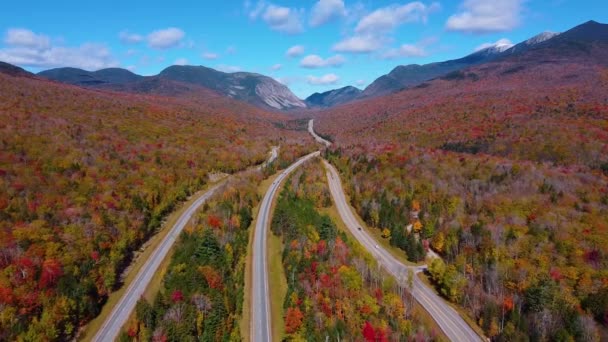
[0,0,606,98]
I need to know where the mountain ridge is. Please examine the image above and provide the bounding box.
[305,86,361,108]
[37,64,305,110]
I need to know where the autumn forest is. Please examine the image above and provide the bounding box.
[1,18,608,342]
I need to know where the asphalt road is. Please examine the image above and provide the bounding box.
[251,151,320,342]
[92,182,224,342]
[307,118,481,342]
[322,160,482,342]
[93,147,279,342]
[308,119,331,147]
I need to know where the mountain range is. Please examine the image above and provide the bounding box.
[8,20,608,112]
[37,65,306,110]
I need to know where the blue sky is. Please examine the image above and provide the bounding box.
[0,0,606,98]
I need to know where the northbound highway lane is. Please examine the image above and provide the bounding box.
[251,151,320,342]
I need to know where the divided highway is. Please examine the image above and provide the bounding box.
[251,151,320,342]
[309,119,482,342]
[93,147,279,342]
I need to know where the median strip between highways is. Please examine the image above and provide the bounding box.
[309,119,483,342]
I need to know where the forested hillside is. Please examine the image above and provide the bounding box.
[313,25,608,340]
[0,72,301,340]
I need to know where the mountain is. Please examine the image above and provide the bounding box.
[314,20,608,155]
[158,65,305,110]
[37,65,305,110]
[360,46,505,99]
[0,61,33,77]
[38,67,143,86]
[305,86,361,108]
[358,28,570,101]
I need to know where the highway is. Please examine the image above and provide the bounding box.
[251,151,320,342]
[93,182,224,342]
[92,146,279,342]
[308,119,482,342]
[308,119,331,147]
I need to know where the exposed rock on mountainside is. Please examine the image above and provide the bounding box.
[37,64,305,110]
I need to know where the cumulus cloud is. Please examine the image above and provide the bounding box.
[446,0,522,33]
[264,5,304,34]
[307,73,339,85]
[286,45,305,57]
[332,35,383,53]
[174,58,188,66]
[119,31,143,44]
[202,52,219,60]
[355,2,440,35]
[332,2,439,54]
[271,63,282,70]
[0,28,118,70]
[382,44,427,59]
[249,2,303,34]
[147,27,185,49]
[5,28,50,49]
[300,54,345,68]
[474,38,514,52]
[310,0,346,27]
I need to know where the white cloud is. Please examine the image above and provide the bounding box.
[119,31,143,44]
[249,2,304,34]
[382,44,428,59]
[216,64,241,73]
[286,45,305,57]
[474,38,514,52]
[0,44,118,70]
[263,4,303,34]
[300,54,345,68]
[202,52,219,60]
[355,2,440,35]
[147,27,185,49]
[307,73,339,85]
[332,35,383,53]
[446,0,522,33]
[4,28,50,49]
[310,0,346,27]
[0,28,118,70]
[174,58,188,66]
[355,79,366,86]
[271,63,282,70]
[248,0,267,19]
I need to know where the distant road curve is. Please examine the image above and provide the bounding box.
[308,119,331,147]
[93,147,279,342]
[308,119,482,342]
[251,151,320,342]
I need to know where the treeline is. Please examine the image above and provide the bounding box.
[326,144,606,341]
[271,161,438,341]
